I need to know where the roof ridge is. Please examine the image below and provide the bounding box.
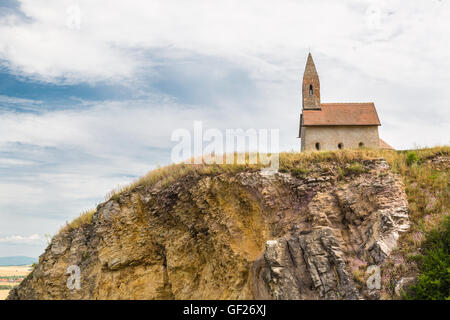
[321,102,374,105]
[379,138,394,149]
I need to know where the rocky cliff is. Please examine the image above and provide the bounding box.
[9,156,411,300]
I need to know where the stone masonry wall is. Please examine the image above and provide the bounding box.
[302,125,379,151]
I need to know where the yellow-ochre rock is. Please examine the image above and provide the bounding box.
[8,158,410,300]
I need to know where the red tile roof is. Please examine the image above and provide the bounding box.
[379,138,394,149]
[302,103,381,126]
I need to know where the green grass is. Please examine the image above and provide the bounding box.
[344,162,367,175]
[378,146,449,299]
[290,167,310,178]
[403,215,450,300]
[406,151,419,166]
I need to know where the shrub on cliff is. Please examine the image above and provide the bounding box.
[405,215,450,300]
[406,151,419,166]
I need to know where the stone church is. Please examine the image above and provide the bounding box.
[298,53,392,151]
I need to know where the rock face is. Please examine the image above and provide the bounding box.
[9,158,409,300]
[257,227,361,300]
[394,277,416,297]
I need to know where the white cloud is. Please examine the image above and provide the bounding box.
[0,233,43,244]
[1,1,449,147]
[0,158,36,167]
[0,95,42,105]
[0,0,448,86]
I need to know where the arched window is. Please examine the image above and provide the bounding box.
[309,84,313,95]
[315,142,320,150]
[359,142,364,148]
[338,143,344,150]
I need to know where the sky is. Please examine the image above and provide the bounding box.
[0,0,449,258]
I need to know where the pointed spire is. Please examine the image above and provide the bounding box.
[304,53,318,76]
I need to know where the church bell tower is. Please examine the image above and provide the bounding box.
[302,53,321,110]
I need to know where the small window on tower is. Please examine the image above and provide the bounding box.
[309,84,313,95]
[359,142,364,148]
[338,143,344,150]
[315,142,320,150]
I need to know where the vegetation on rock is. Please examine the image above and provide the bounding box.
[14,146,448,300]
[404,215,449,300]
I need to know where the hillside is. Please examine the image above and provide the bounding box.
[8,147,449,300]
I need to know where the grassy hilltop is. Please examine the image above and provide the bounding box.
[51,146,450,299]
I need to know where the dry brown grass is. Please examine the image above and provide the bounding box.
[59,208,97,234]
[105,152,269,201]
[106,148,403,200]
[389,147,449,252]
[378,146,449,298]
[60,146,449,242]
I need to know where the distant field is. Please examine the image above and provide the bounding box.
[0,266,32,300]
